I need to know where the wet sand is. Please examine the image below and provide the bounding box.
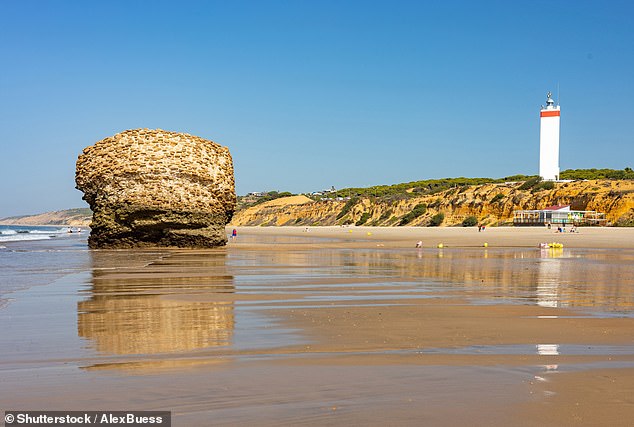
[1,227,634,426]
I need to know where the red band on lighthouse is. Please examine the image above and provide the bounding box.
[540,110,560,117]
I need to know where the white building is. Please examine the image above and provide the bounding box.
[513,205,606,226]
[539,92,561,181]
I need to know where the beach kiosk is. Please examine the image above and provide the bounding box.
[513,205,606,226]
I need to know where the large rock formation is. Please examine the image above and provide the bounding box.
[76,129,235,248]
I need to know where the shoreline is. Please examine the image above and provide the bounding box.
[228,225,634,249]
[2,223,632,250]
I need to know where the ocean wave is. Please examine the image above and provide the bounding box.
[30,228,68,234]
[0,226,82,243]
[0,227,69,235]
[0,234,56,243]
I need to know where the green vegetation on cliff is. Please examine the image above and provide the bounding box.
[560,168,634,180]
[325,169,632,201]
[399,203,427,225]
[462,216,479,227]
[330,176,535,200]
[429,212,445,226]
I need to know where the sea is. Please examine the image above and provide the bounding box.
[0,224,76,243]
[0,225,91,299]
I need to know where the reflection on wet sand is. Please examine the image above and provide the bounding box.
[537,248,564,308]
[537,343,560,356]
[235,244,634,313]
[77,245,634,361]
[78,250,235,355]
[4,232,634,425]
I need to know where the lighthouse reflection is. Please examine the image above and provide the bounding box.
[536,248,565,308]
[78,250,234,355]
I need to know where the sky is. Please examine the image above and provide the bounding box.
[1,0,633,217]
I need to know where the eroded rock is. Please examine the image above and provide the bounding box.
[76,129,235,248]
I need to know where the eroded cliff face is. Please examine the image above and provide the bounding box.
[76,129,235,248]
[231,180,634,227]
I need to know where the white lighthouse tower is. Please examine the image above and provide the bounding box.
[539,91,561,181]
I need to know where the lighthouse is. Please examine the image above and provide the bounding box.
[539,91,561,181]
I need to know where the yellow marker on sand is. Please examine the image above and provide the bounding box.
[437,243,444,248]
[483,242,488,247]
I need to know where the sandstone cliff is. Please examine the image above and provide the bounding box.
[230,180,634,227]
[0,208,91,226]
[76,129,235,248]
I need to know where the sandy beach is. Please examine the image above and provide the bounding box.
[1,226,633,426]
[230,224,634,249]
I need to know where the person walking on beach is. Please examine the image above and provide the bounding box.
[231,229,237,239]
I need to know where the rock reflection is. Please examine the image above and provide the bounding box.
[78,250,235,355]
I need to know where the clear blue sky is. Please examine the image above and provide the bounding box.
[1,0,633,217]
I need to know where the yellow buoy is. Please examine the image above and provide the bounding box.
[437,243,444,248]
[367,232,372,236]
[483,242,488,247]
[348,230,353,233]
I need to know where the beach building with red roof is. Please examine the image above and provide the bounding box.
[513,205,606,226]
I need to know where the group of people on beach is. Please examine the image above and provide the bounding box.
[547,223,578,233]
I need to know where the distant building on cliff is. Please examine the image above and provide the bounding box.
[539,91,561,181]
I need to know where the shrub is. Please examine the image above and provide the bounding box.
[355,212,371,226]
[560,168,634,180]
[490,193,505,203]
[428,198,442,208]
[403,205,425,220]
[378,209,393,221]
[429,212,445,227]
[337,197,358,219]
[399,203,427,225]
[518,177,541,190]
[458,185,470,193]
[533,181,555,191]
[462,216,478,227]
